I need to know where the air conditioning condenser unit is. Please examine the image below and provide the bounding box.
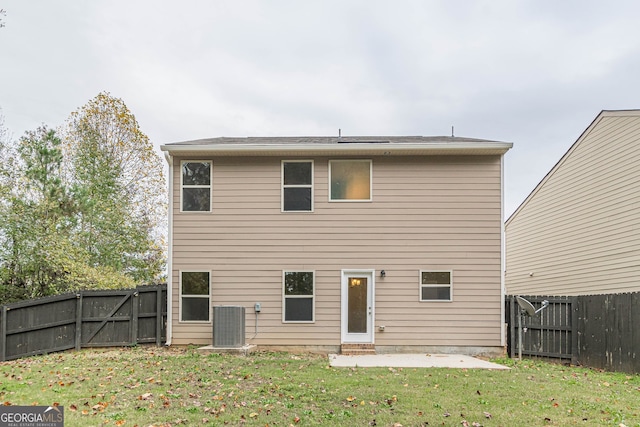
[212,306,245,348]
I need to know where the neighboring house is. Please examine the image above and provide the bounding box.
[506,110,640,296]
[161,135,512,355]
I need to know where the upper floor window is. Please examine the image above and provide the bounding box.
[282,160,313,212]
[181,161,211,212]
[420,271,452,302]
[329,159,372,201]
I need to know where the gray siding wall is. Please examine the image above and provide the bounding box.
[506,111,640,296]
[170,154,504,348]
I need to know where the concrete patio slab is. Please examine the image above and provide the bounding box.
[329,353,510,369]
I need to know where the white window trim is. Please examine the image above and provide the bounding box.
[281,160,314,213]
[328,159,373,202]
[179,270,212,323]
[180,160,212,213]
[419,270,453,302]
[282,270,315,323]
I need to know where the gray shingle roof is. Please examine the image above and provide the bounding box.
[165,135,501,146]
[160,135,513,157]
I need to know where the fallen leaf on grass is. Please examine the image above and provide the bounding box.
[92,402,108,412]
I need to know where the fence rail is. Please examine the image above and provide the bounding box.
[507,292,640,374]
[0,284,167,361]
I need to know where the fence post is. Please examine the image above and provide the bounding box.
[156,286,163,346]
[571,296,578,366]
[131,290,139,346]
[0,306,7,362]
[75,293,83,350]
[509,296,516,358]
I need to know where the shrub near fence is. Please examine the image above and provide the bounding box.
[507,292,640,374]
[0,284,167,361]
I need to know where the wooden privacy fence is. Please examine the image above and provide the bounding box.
[507,295,577,362]
[507,292,640,374]
[0,284,167,361]
[576,293,640,374]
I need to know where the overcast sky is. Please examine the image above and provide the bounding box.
[1,0,639,217]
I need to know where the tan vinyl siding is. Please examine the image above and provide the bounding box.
[170,155,504,347]
[506,111,640,296]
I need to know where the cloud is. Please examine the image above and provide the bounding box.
[2,0,640,216]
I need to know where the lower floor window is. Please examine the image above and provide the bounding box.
[283,271,314,322]
[181,271,211,321]
[420,271,452,301]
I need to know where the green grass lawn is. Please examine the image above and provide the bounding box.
[1,346,638,426]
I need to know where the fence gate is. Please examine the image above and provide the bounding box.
[81,290,139,347]
[508,295,577,363]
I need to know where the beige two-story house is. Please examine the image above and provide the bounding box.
[161,136,512,355]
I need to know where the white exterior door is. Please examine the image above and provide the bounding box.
[341,269,375,343]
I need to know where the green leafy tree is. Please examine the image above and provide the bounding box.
[63,92,166,284]
[0,110,14,298]
[0,127,73,299]
[0,94,165,303]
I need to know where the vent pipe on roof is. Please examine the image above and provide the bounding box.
[339,128,341,138]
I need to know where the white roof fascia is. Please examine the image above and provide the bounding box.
[160,142,513,156]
